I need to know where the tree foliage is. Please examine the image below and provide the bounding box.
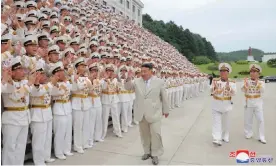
[192,56,211,65]
[142,14,218,61]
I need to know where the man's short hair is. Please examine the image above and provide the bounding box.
[141,63,153,70]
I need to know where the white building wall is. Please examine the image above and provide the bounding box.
[262,54,276,62]
[103,0,144,26]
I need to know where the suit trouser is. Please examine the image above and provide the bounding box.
[118,101,130,132]
[133,99,139,124]
[73,109,90,151]
[93,106,103,141]
[88,107,97,146]
[102,103,121,139]
[168,90,172,109]
[139,117,164,157]
[128,100,134,126]
[2,124,28,165]
[244,107,265,140]
[212,110,229,141]
[31,120,52,165]
[53,114,73,157]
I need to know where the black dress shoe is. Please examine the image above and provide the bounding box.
[141,154,151,160]
[152,156,159,165]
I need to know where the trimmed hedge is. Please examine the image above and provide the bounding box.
[236,60,249,65]
[267,58,276,68]
[238,70,250,75]
[207,64,218,71]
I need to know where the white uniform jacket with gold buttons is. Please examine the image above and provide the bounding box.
[210,78,237,112]
[52,81,72,115]
[71,75,93,110]
[1,80,31,126]
[30,82,64,122]
[241,79,265,109]
[101,78,120,105]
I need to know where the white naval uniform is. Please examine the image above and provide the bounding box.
[196,77,200,97]
[117,78,131,132]
[30,83,61,165]
[52,81,73,158]
[211,78,236,142]
[1,80,31,165]
[88,79,103,144]
[71,75,93,152]
[170,78,176,109]
[101,78,122,139]
[241,79,266,140]
[174,78,180,107]
[183,77,189,101]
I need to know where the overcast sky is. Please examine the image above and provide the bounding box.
[142,0,276,53]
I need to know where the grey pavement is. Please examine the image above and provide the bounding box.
[29,82,276,165]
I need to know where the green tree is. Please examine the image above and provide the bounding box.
[142,13,218,62]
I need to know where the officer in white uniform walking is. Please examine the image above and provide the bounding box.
[241,64,266,144]
[210,63,237,146]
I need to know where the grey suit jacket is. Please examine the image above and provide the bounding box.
[125,76,170,123]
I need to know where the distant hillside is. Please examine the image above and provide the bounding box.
[218,48,264,62]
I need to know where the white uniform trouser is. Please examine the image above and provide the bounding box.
[88,107,97,146]
[171,90,175,109]
[175,88,180,107]
[53,114,73,157]
[118,102,130,132]
[128,100,134,126]
[31,120,52,165]
[93,106,103,141]
[189,85,193,98]
[102,103,121,139]
[73,109,90,151]
[196,83,200,96]
[212,110,229,141]
[2,124,28,165]
[244,107,265,140]
[183,85,188,101]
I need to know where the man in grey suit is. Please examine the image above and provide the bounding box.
[124,63,170,165]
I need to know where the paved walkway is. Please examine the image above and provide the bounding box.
[29,82,276,165]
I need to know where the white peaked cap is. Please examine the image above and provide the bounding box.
[218,63,232,74]
[49,62,64,75]
[249,64,262,73]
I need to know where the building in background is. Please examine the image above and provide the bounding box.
[96,0,144,26]
[262,54,276,62]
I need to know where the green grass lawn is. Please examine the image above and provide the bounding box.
[196,62,276,78]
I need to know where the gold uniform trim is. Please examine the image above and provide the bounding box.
[213,96,231,101]
[4,106,29,111]
[102,91,117,95]
[245,95,260,99]
[53,99,70,103]
[31,104,51,109]
[71,94,88,98]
